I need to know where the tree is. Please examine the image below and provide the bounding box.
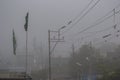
[96,45,120,80]
[69,44,100,79]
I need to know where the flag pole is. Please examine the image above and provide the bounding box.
[25,30,28,77]
[24,12,29,78]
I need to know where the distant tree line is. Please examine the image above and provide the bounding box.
[68,44,120,80]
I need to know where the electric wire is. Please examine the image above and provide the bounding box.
[67,18,120,46]
[58,0,94,30]
[66,4,120,45]
[62,0,101,35]
[65,3,120,49]
[72,0,94,22]
[74,9,120,36]
[63,3,120,36]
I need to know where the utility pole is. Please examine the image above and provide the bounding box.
[113,8,116,25]
[72,44,75,58]
[48,30,51,80]
[48,28,65,80]
[88,41,92,80]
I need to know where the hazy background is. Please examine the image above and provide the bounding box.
[0,0,120,70]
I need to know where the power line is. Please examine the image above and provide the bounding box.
[61,2,120,48]
[71,26,120,49]
[64,3,120,45]
[58,0,94,30]
[70,25,114,45]
[64,3,120,48]
[68,3,120,37]
[66,21,120,47]
[85,26,120,46]
[74,9,120,36]
[91,27,120,45]
[66,0,94,26]
[63,2,120,36]
[94,32,120,46]
[82,25,114,38]
[87,25,113,34]
[72,0,94,22]
[62,0,101,34]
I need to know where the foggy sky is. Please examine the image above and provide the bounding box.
[0,0,120,60]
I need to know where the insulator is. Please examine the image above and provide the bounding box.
[113,24,117,29]
[103,34,111,38]
[68,21,72,25]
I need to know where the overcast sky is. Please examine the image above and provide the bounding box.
[0,0,120,59]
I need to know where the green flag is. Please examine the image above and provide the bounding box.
[24,12,29,31]
[12,29,17,55]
